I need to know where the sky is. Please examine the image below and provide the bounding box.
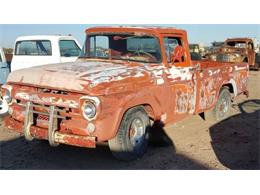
[0,24,259,48]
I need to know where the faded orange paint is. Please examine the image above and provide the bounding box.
[1,26,249,149]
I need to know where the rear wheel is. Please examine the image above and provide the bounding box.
[108,107,150,161]
[205,87,231,122]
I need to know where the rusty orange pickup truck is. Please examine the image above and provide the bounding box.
[0,27,249,160]
[206,38,260,69]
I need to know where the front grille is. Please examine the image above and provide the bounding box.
[39,88,68,95]
[19,102,71,130]
[18,102,68,119]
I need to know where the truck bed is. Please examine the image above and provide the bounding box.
[191,59,248,114]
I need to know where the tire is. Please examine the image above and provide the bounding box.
[108,106,150,161]
[243,57,248,63]
[255,53,260,70]
[255,53,260,63]
[205,87,231,122]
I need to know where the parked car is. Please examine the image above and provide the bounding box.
[0,47,10,85]
[1,26,249,160]
[11,35,81,71]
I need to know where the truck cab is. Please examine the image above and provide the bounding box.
[11,35,81,71]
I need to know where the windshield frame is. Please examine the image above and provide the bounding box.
[79,32,163,64]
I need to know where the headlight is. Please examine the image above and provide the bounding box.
[3,89,12,104]
[82,101,97,119]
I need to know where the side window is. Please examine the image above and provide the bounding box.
[89,36,109,58]
[164,37,184,63]
[0,54,2,62]
[15,40,52,56]
[59,40,81,57]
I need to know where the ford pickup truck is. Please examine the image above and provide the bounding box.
[0,27,249,160]
[206,38,260,69]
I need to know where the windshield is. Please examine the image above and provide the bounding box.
[79,33,162,63]
[226,41,247,48]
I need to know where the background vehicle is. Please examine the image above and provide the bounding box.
[1,27,249,160]
[189,43,206,60]
[206,38,260,69]
[0,47,10,85]
[11,35,81,71]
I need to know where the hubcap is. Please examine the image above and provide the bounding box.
[218,97,229,118]
[129,118,145,147]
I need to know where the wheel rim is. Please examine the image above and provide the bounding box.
[129,118,145,147]
[218,96,229,119]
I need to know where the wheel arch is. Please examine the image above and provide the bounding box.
[112,98,162,138]
[121,102,160,122]
[223,79,238,97]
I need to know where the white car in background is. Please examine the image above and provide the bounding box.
[11,35,81,71]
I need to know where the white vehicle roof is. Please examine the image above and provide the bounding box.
[15,35,79,42]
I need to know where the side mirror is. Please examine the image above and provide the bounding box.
[171,45,185,63]
[113,36,123,41]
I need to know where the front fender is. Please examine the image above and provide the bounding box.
[96,91,163,141]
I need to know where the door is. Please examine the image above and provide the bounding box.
[248,41,255,66]
[163,36,197,120]
[59,40,81,63]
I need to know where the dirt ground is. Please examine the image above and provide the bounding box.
[0,72,259,170]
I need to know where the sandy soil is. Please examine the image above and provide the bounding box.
[0,71,259,170]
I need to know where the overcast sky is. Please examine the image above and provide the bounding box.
[0,24,259,48]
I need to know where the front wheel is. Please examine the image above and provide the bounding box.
[108,107,150,161]
[205,87,232,122]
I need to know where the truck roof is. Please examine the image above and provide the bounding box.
[15,35,77,42]
[225,38,253,43]
[85,26,186,35]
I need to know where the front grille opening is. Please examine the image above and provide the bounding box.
[39,88,68,95]
[34,113,65,129]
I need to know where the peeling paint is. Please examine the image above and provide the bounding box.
[15,92,79,108]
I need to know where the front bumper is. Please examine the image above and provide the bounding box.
[4,101,96,148]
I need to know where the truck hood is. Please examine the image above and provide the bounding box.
[219,46,247,54]
[7,60,155,95]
